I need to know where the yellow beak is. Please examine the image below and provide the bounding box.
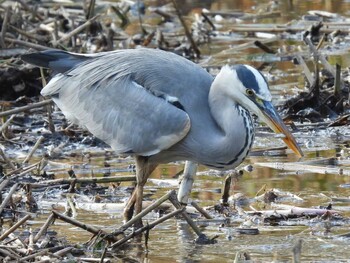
[259,101,303,158]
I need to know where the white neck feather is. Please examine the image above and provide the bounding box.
[208,66,241,135]
[204,67,254,168]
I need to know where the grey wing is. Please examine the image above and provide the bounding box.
[43,68,191,156]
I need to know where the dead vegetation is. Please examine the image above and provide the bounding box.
[1,0,350,262]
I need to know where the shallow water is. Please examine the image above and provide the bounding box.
[31,134,350,261]
[18,0,350,262]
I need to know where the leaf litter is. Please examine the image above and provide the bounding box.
[1,0,350,262]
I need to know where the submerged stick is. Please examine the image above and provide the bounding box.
[255,162,350,176]
[25,184,38,213]
[230,24,350,34]
[168,191,209,241]
[334,63,342,99]
[316,34,326,50]
[203,10,244,18]
[241,11,281,21]
[78,258,110,263]
[221,174,232,206]
[304,33,345,88]
[66,195,77,218]
[111,208,184,248]
[292,239,302,263]
[117,190,176,232]
[248,207,338,217]
[190,201,212,219]
[52,210,119,242]
[31,175,136,187]
[254,40,275,54]
[0,99,52,118]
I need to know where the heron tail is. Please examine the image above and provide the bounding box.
[21,50,89,74]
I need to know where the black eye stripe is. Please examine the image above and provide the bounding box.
[234,64,268,95]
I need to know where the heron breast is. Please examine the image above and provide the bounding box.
[203,106,255,170]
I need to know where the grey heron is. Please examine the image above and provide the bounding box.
[22,48,303,224]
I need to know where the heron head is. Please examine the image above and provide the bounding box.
[216,65,303,157]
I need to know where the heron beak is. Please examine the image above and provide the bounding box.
[258,100,303,158]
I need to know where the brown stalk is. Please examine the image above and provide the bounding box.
[0,99,53,118]
[171,0,200,57]
[0,215,32,242]
[52,210,119,242]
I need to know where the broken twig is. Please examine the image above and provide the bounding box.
[0,215,32,242]
[23,136,45,164]
[0,99,53,118]
[190,201,212,219]
[52,210,119,242]
[0,183,19,214]
[31,175,136,188]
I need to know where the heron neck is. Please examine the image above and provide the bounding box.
[208,83,243,136]
[207,82,254,168]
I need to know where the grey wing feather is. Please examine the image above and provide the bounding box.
[41,49,200,156]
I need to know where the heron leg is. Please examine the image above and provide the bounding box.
[123,156,157,226]
[123,190,137,221]
[177,161,198,205]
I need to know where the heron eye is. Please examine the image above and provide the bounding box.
[246,89,254,96]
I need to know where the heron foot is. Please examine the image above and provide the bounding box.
[123,189,136,222]
[195,234,218,244]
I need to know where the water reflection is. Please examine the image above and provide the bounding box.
[148,0,350,23]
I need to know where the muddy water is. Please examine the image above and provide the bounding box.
[29,0,350,262]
